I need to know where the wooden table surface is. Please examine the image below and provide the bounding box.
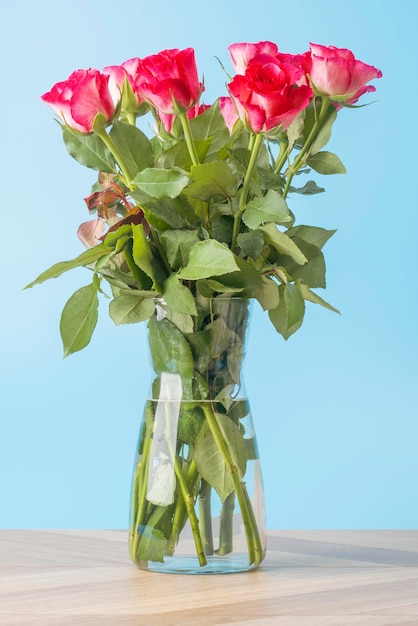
[1,530,417,625]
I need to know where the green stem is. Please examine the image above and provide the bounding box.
[282,97,331,200]
[199,480,214,556]
[165,458,200,556]
[178,112,200,167]
[172,455,207,566]
[94,128,133,188]
[218,491,235,556]
[201,404,263,566]
[129,406,153,561]
[274,139,289,175]
[232,132,264,252]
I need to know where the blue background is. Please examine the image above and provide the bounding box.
[1,0,416,530]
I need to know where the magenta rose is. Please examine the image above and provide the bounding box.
[309,43,382,103]
[228,53,313,133]
[133,48,203,114]
[41,69,117,134]
[228,41,279,74]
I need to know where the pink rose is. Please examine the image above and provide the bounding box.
[133,48,203,114]
[228,53,313,133]
[103,58,146,109]
[276,51,312,85]
[219,96,239,133]
[41,69,116,134]
[158,102,210,133]
[309,43,382,103]
[228,41,279,74]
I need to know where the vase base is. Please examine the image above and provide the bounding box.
[135,553,264,575]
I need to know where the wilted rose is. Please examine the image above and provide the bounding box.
[309,43,382,104]
[41,69,116,133]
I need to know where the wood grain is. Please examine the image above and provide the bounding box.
[1,530,417,625]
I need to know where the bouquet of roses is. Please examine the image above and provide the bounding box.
[29,41,381,355]
[28,41,381,570]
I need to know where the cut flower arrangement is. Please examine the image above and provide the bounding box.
[29,41,381,572]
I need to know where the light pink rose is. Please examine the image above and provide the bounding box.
[228,53,313,133]
[219,96,239,133]
[41,69,116,133]
[309,43,382,103]
[228,41,279,74]
[133,48,203,114]
[103,58,146,108]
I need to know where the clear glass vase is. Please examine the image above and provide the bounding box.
[129,296,266,574]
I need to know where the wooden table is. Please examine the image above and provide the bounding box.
[1,530,417,625]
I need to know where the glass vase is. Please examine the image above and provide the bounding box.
[129,296,266,574]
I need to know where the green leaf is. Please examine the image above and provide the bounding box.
[141,197,187,231]
[160,230,201,270]
[185,161,238,201]
[60,281,99,357]
[132,223,154,279]
[194,414,247,501]
[132,167,189,199]
[286,225,336,249]
[286,109,305,152]
[109,121,153,179]
[188,100,231,160]
[62,126,115,172]
[242,189,291,229]
[137,526,167,563]
[25,244,112,288]
[307,151,347,175]
[103,224,133,247]
[178,240,239,280]
[268,283,305,340]
[109,295,155,325]
[283,238,327,288]
[148,316,194,397]
[123,239,153,290]
[254,278,280,311]
[213,256,264,296]
[162,275,197,315]
[260,222,308,265]
[178,406,205,444]
[160,138,213,170]
[297,280,341,314]
[165,310,194,334]
[291,180,325,195]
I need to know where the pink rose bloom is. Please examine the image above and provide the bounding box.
[309,43,382,103]
[158,102,210,133]
[228,41,279,74]
[103,58,146,108]
[41,69,116,133]
[228,53,313,133]
[133,48,203,114]
[219,96,239,133]
[276,51,312,85]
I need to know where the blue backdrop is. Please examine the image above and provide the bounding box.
[1,0,416,530]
